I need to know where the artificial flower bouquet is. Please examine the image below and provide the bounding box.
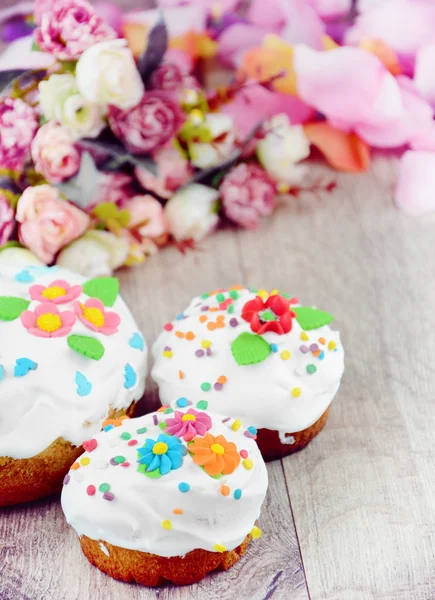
[0,0,434,276]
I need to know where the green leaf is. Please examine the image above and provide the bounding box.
[293,307,334,330]
[82,277,119,307]
[67,335,105,361]
[0,296,30,321]
[231,332,271,366]
[31,41,40,52]
[0,241,24,253]
[137,463,162,479]
[93,203,131,227]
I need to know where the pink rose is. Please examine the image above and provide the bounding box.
[34,0,57,25]
[220,163,276,230]
[135,145,192,199]
[126,195,166,239]
[0,98,38,172]
[16,185,90,263]
[0,193,14,246]
[31,122,81,184]
[149,62,200,99]
[35,0,116,61]
[108,92,186,155]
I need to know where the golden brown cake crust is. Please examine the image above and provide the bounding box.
[0,403,136,507]
[79,533,251,586]
[256,406,331,461]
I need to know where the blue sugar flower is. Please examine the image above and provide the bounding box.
[137,434,187,476]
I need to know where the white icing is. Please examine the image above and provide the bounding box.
[151,288,344,435]
[61,409,268,558]
[0,266,147,459]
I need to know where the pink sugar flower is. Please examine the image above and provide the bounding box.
[35,0,116,61]
[165,409,212,442]
[21,302,76,338]
[74,298,120,335]
[29,280,82,305]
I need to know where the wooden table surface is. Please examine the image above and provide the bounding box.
[2,154,435,600]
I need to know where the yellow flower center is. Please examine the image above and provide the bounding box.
[182,414,196,422]
[82,306,105,327]
[36,313,62,333]
[41,286,66,300]
[153,442,168,455]
[210,443,225,455]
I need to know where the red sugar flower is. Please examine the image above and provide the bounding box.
[241,294,296,335]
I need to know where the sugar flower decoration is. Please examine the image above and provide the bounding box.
[137,434,187,476]
[241,294,296,335]
[74,298,120,335]
[29,280,82,304]
[165,409,212,442]
[189,433,240,477]
[21,302,75,338]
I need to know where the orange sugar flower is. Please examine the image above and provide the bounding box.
[189,433,240,477]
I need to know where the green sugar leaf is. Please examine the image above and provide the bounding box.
[293,307,334,330]
[82,277,119,307]
[231,332,271,366]
[67,335,105,361]
[0,296,30,321]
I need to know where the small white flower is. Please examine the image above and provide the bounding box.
[164,184,220,242]
[57,230,129,277]
[257,114,311,185]
[39,74,105,140]
[189,113,235,169]
[76,39,144,110]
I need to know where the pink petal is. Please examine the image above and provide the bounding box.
[35,302,59,317]
[21,310,37,329]
[414,43,435,108]
[279,0,325,50]
[50,279,71,289]
[29,327,50,338]
[29,285,45,301]
[51,325,73,338]
[222,84,314,140]
[73,301,82,317]
[293,45,404,132]
[78,315,99,332]
[103,311,121,329]
[217,23,270,68]
[395,151,435,215]
[0,35,53,72]
[247,0,288,31]
[309,0,352,19]
[60,311,76,327]
[85,298,104,310]
[346,0,435,75]
[124,5,207,39]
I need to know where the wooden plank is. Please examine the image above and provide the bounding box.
[0,230,307,600]
[236,155,435,600]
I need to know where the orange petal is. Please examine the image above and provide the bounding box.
[204,454,224,477]
[322,35,339,51]
[358,37,401,76]
[304,122,371,173]
[170,31,217,59]
[222,453,241,475]
[122,22,148,57]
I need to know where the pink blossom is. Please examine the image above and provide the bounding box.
[220,163,276,230]
[0,193,14,246]
[395,151,435,216]
[414,43,435,108]
[165,409,212,442]
[93,1,123,33]
[74,297,120,335]
[35,0,116,61]
[20,302,76,338]
[34,0,57,25]
[149,62,199,99]
[0,97,38,171]
[31,122,80,185]
[126,195,166,239]
[29,280,82,304]
[346,0,435,74]
[16,185,90,264]
[109,92,186,155]
[135,145,192,199]
[308,0,352,19]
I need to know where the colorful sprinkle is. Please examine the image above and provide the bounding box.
[80,457,90,466]
[86,485,96,496]
[232,419,242,431]
[280,350,291,360]
[240,449,248,459]
[300,332,309,341]
[292,387,301,398]
[103,491,115,501]
[270,343,279,353]
[195,349,205,357]
[176,397,188,408]
[220,485,230,496]
[328,340,337,351]
[176,314,184,320]
[186,331,195,341]
[306,364,317,374]
[201,382,211,392]
[124,363,137,389]
[214,382,223,391]
[309,343,319,352]
[318,337,326,345]
[199,315,208,323]
[153,415,159,426]
[82,439,97,452]
[173,508,183,515]
[196,400,208,410]
[234,489,242,500]
[229,290,239,300]
[63,474,70,485]
[113,455,126,464]
[70,462,80,470]
[201,340,211,348]
[227,304,235,314]
[128,440,138,447]
[129,333,145,351]
[213,544,226,552]
[251,526,262,539]
[164,323,173,331]
[243,458,254,470]
[121,462,130,468]
[300,345,309,353]
[178,482,190,493]
[120,432,132,440]
[178,370,184,379]
[136,427,148,434]
[216,293,225,302]
[162,520,172,530]
[217,375,227,384]
[162,350,173,358]
[99,483,110,493]
[207,322,217,331]
[103,425,114,432]
[175,331,185,338]
[247,426,257,435]
[319,350,325,360]
[229,318,238,327]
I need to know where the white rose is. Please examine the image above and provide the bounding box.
[257,114,311,185]
[39,74,105,140]
[57,230,128,277]
[189,114,235,169]
[76,39,144,110]
[164,184,220,242]
[0,247,42,267]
